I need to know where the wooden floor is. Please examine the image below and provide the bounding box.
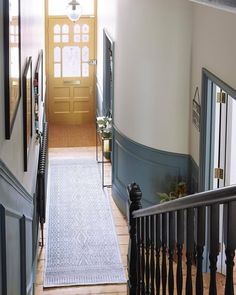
[48,123,96,148]
[35,147,128,295]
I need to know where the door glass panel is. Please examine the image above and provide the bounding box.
[62,24,69,34]
[54,47,61,62]
[49,0,94,16]
[54,35,61,43]
[82,63,89,77]
[10,25,14,34]
[54,63,61,77]
[54,24,61,34]
[62,35,69,43]
[74,24,80,34]
[74,35,81,42]
[82,46,89,62]
[82,24,89,33]
[82,34,89,43]
[62,46,81,77]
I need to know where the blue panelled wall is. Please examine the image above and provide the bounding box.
[112,126,199,216]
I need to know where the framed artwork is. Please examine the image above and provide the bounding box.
[4,0,21,139]
[23,57,32,172]
[34,50,43,128]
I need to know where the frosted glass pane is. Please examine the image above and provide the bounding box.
[74,25,80,34]
[62,35,69,43]
[62,46,81,77]
[82,34,89,43]
[74,35,81,42]
[10,25,14,34]
[54,35,61,43]
[82,46,89,62]
[82,24,89,33]
[54,24,61,34]
[82,63,89,77]
[49,0,94,16]
[62,24,69,34]
[54,63,61,77]
[15,36,19,44]
[10,35,15,43]
[54,47,61,62]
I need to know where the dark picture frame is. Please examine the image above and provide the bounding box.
[35,50,43,101]
[4,0,21,139]
[34,50,43,127]
[23,57,33,172]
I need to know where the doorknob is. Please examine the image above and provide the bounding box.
[85,59,97,65]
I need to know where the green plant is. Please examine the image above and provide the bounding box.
[96,116,112,138]
[157,182,187,203]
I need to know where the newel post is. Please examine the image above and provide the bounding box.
[127,182,142,295]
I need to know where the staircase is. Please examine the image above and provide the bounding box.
[127,183,236,295]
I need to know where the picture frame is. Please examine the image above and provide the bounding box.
[4,0,21,139]
[23,57,33,172]
[34,50,43,129]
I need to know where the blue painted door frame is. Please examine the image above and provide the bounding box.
[103,29,114,117]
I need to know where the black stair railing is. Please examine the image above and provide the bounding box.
[127,182,236,295]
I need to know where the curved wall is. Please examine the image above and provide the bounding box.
[97,0,192,155]
[116,0,192,154]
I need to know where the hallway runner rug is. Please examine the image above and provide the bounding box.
[44,157,126,287]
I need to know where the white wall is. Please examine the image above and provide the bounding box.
[0,0,45,194]
[190,3,236,164]
[97,0,192,154]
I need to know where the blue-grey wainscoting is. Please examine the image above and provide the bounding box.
[112,127,199,216]
[0,160,35,295]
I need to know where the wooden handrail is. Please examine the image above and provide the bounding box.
[132,184,236,218]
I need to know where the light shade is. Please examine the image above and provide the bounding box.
[66,0,82,22]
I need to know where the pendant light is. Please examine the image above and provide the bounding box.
[66,0,82,22]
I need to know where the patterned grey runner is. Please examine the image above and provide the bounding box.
[44,158,126,287]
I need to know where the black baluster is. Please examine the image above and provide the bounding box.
[150,215,155,295]
[146,216,150,294]
[225,249,235,295]
[162,213,167,295]
[176,210,184,295]
[224,201,236,295]
[186,208,194,295]
[209,205,219,295]
[141,216,145,294]
[127,183,142,295]
[137,218,141,295]
[196,207,206,295]
[168,211,175,295]
[156,214,161,295]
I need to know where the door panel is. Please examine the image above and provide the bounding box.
[48,17,96,124]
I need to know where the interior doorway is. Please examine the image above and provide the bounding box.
[200,68,236,274]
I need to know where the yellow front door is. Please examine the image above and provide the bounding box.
[47,17,96,124]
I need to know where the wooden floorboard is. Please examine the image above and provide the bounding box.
[48,123,96,148]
